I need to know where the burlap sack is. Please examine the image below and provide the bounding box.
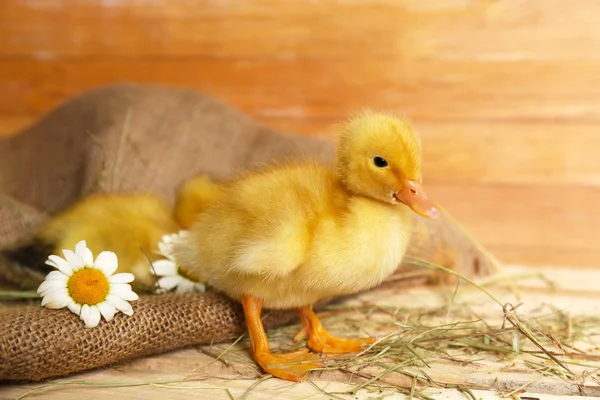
[0,84,498,381]
[0,84,333,236]
[0,293,296,381]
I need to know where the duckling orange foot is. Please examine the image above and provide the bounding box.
[307,331,375,354]
[255,349,321,382]
[298,305,376,354]
[241,295,321,382]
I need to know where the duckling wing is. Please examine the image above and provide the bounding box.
[177,200,311,280]
[178,166,329,280]
[228,216,310,278]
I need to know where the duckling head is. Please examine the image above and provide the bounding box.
[337,110,439,219]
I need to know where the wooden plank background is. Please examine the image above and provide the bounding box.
[1,0,599,268]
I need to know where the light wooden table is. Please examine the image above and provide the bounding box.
[3,265,600,400]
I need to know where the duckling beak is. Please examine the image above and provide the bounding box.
[393,179,440,220]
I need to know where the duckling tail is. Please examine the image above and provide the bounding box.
[175,175,224,229]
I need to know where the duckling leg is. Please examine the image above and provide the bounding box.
[298,305,375,354]
[241,295,321,382]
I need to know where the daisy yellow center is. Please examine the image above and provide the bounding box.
[67,268,110,305]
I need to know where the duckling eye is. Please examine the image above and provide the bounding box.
[373,156,388,168]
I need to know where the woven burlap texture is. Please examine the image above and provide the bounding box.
[0,293,297,381]
[0,84,498,382]
[0,84,333,253]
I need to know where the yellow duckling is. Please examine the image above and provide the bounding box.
[1,195,178,291]
[173,110,439,381]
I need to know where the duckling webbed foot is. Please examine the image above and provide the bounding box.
[298,306,375,354]
[242,295,321,382]
[254,349,321,382]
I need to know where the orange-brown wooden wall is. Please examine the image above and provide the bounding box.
[1,0,599,268]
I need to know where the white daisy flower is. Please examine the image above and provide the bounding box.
[151,231,206,294]
[37,240,139,328]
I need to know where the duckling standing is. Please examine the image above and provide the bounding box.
[173,110,439,381]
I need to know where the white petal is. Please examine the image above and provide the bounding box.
[39,285,67,298]
[110,283,139,301]
[75,240,94,266]
[84,306,102,328]
[94,251,118,276]
[150,259,177,276]
[62,249,84,270]
[42,292,72,309]
[39,288,67,300]
[194,283,206,293]
[107,295,134,316]
[115,289,138,302]
[157,241,169,257]
[109,273,135,284]
[39,288,65,303]
[109,283,132,294]
[162,233,179,244]
[44,271,69,281]
[37,279,65,294]
[39,280,67,293]
[44,259,60,270]
[97,301,117,322]
[68,302,82,316]
[175,279,194,293]
[157,275,183,291]
[80,304,90,324]
[46,255,73,276]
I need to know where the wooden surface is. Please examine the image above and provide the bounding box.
[1,0,600,268]
[3,265,600,400]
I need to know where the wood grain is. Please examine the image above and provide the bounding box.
[1,0,599,267]
[3,266,600,399]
